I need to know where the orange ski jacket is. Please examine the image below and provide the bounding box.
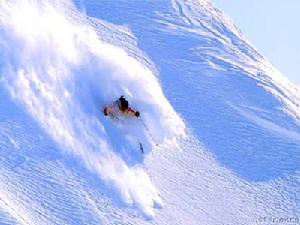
[103,102,139,118]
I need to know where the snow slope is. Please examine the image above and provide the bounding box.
[0,0,300,224]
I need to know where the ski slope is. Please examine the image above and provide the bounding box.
[0,0,300,224]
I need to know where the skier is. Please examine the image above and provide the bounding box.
[103,96,140,118]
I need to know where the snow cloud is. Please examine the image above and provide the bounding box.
[0,0,184,218]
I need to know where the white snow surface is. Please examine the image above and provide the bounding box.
[0,0,299,224]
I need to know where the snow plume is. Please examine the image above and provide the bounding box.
[0,0,184,218]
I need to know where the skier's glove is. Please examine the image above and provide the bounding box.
[103,107,108,116]
[135,111,140,117]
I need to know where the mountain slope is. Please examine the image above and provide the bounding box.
[0,0,299,224]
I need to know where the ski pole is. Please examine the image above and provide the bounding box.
[140,117,159,146]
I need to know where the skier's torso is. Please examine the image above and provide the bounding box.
[103,101,137,118]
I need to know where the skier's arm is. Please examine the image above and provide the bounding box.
[125,108,140,117]
[103,106,109,116]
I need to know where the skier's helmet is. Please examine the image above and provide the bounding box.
[118,96,128,110]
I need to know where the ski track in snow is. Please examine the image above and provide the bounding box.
[0,0,300,224]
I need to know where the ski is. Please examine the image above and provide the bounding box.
[139,142,144,154]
